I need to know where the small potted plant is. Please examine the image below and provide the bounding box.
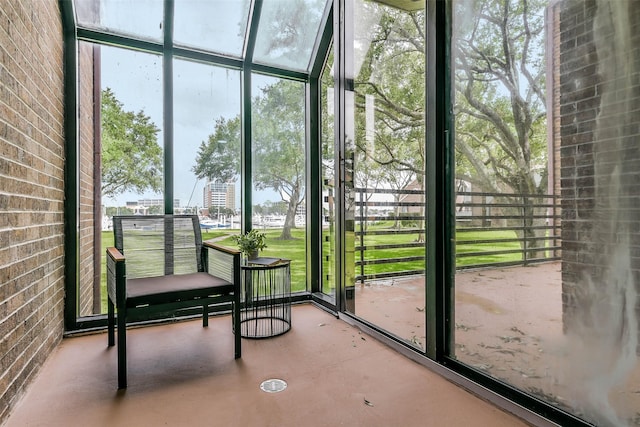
[232,229,267,260]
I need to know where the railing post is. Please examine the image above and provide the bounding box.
[359,188,365,284]
[522,196,528,266]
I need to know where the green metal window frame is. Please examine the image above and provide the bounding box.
[61,0,333,330]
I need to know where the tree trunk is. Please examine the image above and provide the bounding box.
[504,196,548,262]
[280,186,301,240]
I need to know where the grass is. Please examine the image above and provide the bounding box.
[99,228,308,313]
[213,229,308,292]
[455,229,523,267]
[99,226,531,313]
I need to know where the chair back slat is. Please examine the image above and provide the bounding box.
[173,216,203,274]
[207,249,235,284]
[113,215,202,279]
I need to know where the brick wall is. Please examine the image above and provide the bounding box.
[559,0,640,330]
[559,0,598,314]
[78,43,96,317]
[0,0,65,422]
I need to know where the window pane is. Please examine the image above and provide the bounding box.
[321,46,336,298]
[452,1,640,425]
[75,0,163,42]
[345,0,426,350]
[253,0,329,72]
[174,0,251,58]
[251,74,307,292]
[82,44,163,315]
[173,59,241,237]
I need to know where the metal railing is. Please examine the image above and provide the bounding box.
[354,188,561,283]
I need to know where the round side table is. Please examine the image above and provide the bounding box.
[240,258,291,338]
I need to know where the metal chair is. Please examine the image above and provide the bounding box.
[106,215,241,388]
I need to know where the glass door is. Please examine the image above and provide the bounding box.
[342,0,427,350]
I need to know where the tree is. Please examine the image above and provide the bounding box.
[454,0,548,253]
[352,5,426,241]
[193,80,305,240]
[352,0,549,253]
[454,0,547,194]
[252,80,306,240]
[101,88,162,199]
[353,6,426,183]
[191,117,241,183]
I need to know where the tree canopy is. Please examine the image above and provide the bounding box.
[252,79,306,240]
[353,6,426,183]
[191,116,241,183]
[453,0,548,195]
[101,88,162,199]
[193,79,306,240]
[350,0,548,198]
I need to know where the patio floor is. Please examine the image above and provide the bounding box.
[5,304,531,427]
[354,262,640,426]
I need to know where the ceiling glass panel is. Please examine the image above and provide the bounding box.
[174,0,251,57]
[75,0,164,42]
[73,0,333,76]
[253,0,329,72]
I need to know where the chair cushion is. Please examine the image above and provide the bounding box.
[126,272,234,307]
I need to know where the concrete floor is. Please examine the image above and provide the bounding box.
[5,304,532,427]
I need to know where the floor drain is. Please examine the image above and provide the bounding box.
[260,378,287,393]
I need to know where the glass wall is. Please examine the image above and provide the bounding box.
[451,1,640,425]
[251,74,308,292]
[344,0,426,349]
[173,59,241,232]
[78,42,163,315]
[69,0,332,319]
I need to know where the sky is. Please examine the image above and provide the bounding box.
[99,46,281,209]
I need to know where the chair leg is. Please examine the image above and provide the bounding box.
[107,298,115,347]
[233,297,241,359]
[203,303,209,327]
[117,308,127,389]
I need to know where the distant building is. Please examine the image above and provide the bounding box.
[203,180,236,212]
[136,198,180,209]
[126,199,180,209]
[296,201,306,216]
[123,198,180,214]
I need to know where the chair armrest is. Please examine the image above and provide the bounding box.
[203,240,240,256]
[106,247,126,304]
[107,246,125,262]
[202,241,240,287]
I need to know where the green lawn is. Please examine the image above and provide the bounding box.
[99,226,529,313]
[99,228,308,313]
[213,229,308,291]
[455,229,523,266]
